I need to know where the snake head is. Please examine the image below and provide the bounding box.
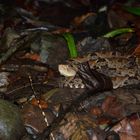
[58,64,76,77]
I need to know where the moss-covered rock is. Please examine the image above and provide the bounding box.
[0,99,25,140]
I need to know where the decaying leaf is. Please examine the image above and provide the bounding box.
[112,114,140,140]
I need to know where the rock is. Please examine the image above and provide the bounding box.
[0,99,25,140]
[29,32,69,68]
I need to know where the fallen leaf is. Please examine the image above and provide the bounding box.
[112,115,140,140]
[134,44,140,56]
[72,12,96,27]
[30,97,48,109]
[21,53,41,61]
[90,106,102,117]
[102,96,125,118]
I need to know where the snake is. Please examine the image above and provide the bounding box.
[58,51,140,89]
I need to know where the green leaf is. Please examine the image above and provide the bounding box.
[103,28,134,38]
[43,88,59,101]
[63,33,78,58]
[123,6,140,16]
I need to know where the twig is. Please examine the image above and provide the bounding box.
[28,74,55,140]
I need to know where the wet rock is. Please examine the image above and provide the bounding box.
[0,99,25,140]
[29,32,69,68]
[77,37,112,56]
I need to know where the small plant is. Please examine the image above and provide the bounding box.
[103,28,134,38]
[63,33,78,58]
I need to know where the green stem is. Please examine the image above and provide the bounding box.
[63,33,78,58]
[103,28,134,38]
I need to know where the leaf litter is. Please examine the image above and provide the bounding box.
[0,1,140,140]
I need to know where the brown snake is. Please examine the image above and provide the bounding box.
[58,52,140,89]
